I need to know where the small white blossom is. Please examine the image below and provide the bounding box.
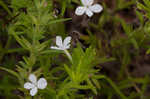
[51,36,71,50]
[24,74,47,96]
[75,0,103,17]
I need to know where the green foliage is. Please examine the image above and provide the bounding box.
[115,0,136,10]
[64,46,99,94]
[137,0,150,18]
[0,0,150,99]
[137,0,150,54]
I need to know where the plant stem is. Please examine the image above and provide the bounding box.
[64,49,73,63]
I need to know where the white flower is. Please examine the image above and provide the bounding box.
[75,0,103,17]
[51,36,71,50]
[24,74,47,96]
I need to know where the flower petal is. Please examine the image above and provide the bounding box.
[63,36,71,48]
[30,87,38,96]
[81,0,93,6]
[89,4,103,13]
[75,6,86,16]
[64,44,70,50]
[37,78,47,89]
[24,82,35,89]
[56,36,63,47]
[51,46,62,50]
[86,8,93,17]
[29,74,37,84]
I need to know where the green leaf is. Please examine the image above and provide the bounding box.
[137,2,150,12]
[72,44,84,70]
[136,11,144,25]
[40,50,63,54]
[48,18,72,25]
[64,64,72,78]
[143,0,150,8]
[13,34,32,50]
[146,48,150,54]
[0,0,12,16]
[0,67,20,80]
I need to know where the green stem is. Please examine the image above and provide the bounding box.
[64,49,72,63]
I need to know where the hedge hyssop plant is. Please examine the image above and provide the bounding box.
[1,0,144,99]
